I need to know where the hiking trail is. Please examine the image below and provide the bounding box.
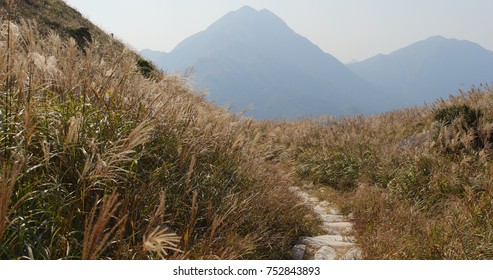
[290,186,362,260]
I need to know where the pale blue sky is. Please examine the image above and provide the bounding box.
[64,0,493,62]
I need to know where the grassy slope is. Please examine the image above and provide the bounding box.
[2,0,107,39]
[0,0,319,259]
[2,0,492,261]
[271,87,493,259]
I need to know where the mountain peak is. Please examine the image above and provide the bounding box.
[420,35,466,46]
[143,6,389,119]
[236,5,258,13]
[222,5,282,22]
[233,6,279,18]
[206,5,294,39]
[348,35,493,108]
[425,35,448,41]
[415,35,487,52]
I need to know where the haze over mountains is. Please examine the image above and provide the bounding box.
[142,6,493,119]
[348,36,493,107]
[141,6,391,119]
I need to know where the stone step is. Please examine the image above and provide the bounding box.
[292,244,307,260]
[319,201,329,208]
[300,235,356,248]
[308,197,320,204]
[313,205,327,216]
[290,186,361,260]
[314,246,337,260]
[340,247,363,260]
[327,206,340,215]
[289,186,300,192]
[320,214,346,223]
[323,228,342,235]
[323,221,353,232]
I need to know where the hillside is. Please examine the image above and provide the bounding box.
[348,36,493,107]
[3,0,493,261]
[0,0,318,260]
[273,85,493,259]
[141,6,392,119]
[1,0,114,48]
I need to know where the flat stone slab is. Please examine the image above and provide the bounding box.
[289,186,300,192]
[341,248,363,260]
[301,235,355,248]
[320,214,346,223]
[314,246,337,260]
[296,192,310,201]
[327,206,340,215]
[309,197,320,203]
[323,228,341,235]
[313,205,327,215]
[292,244,306,260]
[319,201,329,207]
[324,221,353,231]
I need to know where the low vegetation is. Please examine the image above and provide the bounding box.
[265,87,493,259]
[2,0,493,260]
[0,13,318,259]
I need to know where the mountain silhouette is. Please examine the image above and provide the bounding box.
[141,6,391,119]
[348,36,493,107]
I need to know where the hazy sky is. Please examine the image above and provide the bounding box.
[64,0,493,63]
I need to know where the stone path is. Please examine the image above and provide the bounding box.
[290,186,362,260]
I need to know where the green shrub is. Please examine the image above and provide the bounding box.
[434,104,481,128]
[68,27,92,50]
[137,58,155,79]
[434,104,483,152]
[298,151,360,191]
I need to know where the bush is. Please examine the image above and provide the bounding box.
[298,151,360,191]
[137,58,155,79]
[434,104,481,128]
[68,27,92,50]
[434,105,483,152]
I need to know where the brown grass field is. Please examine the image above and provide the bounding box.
[1,0,493,259]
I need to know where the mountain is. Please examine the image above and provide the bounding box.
[141,6,392,119]
[140,49,166,64]
[348,36,493,107]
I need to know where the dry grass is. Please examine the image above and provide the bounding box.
[143,226,182,259]
[269,87,493,259]
[0,157,23,239]
[0,4,319,260]
[1,0,120,48]
[4,0,491,261]
[82,191,126,260]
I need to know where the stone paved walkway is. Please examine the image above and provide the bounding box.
[290,186,362,260]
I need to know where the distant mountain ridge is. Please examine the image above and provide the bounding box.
[348,36,493,107]
[142,6,392,119]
